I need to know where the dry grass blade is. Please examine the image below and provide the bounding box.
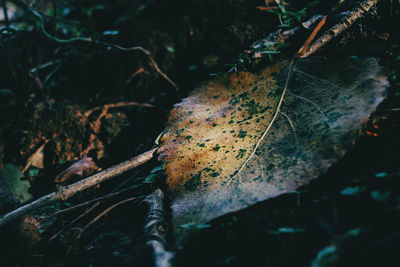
[300,0,381,58]
[296,16,327,57]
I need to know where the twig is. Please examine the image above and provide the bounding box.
[84,101,154,118]
[300,0,380,58]
[250,14,325,60]
[49,201,100,242]
[296,16,327,57]
[29,60,62,74]
[10,0,92,43]
[144,189,174,267]
[63,197,136,259]
[42,62,62,89]
[38,184,142,222]
[105,44,179,91]
[79,197,136,235]
[0,147,157,227]
[126,67,146,85]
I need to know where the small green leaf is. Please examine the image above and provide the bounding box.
[1,164,33,203]
[268,227,305,234]
[370,190,391,203]
[150,165,164,174]
[180,222,196,229]
[340,187,360,196]
[197,224,211,229]
[166,46,175,53]
[0,89,16,98]
[347,228,363,237]
[103,30,119,36]
[28,168,40,177]
[143,173,161,184]
[375,172,387,178]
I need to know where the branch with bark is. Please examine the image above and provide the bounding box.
[144,189,175,267]
[0,147,157,227]
[300,0,380,58]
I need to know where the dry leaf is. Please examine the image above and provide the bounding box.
[21,140,48,173]
[54,156,102,184]
[158,57,387,245]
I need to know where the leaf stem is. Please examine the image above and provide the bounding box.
[227,59,295,187]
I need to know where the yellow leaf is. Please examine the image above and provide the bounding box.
[158,58,387,245]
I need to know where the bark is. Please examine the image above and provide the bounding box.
[0,147,157,227]
[300,0,380,58]
[144,189,174,267]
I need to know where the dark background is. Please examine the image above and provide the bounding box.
[0,0,399,266]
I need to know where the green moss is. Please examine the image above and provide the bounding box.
[210,171,220,177]
[238,91,249,101]
[229,96,240,106]
[175,128,184,137]
[238,130,247,138]
[236,148,247,159]
[184,172,202,191]
[244,99,259,115]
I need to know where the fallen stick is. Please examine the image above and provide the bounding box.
[0,147,157,228]
[250,14,325,60]
[300,0,380,58]
[250,0,380,61]
[144,189,174,267]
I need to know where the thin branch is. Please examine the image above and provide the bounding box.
[0,147,157,228]
[300,0,380,58]
[84,101,154,118]
[29,60,62,74]
[64,197,136,259]
[126,67,146,85]
[80,197,136,235]
[39,184,142,222]
[10,0,92,43]
[296,15,327,57]
[42,62,62,89]
[49,201,100,242]
[250,15,325,60]
[144,189,174,267]
[105,44,179,91]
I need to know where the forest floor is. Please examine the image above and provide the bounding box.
[0,0,399,266]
